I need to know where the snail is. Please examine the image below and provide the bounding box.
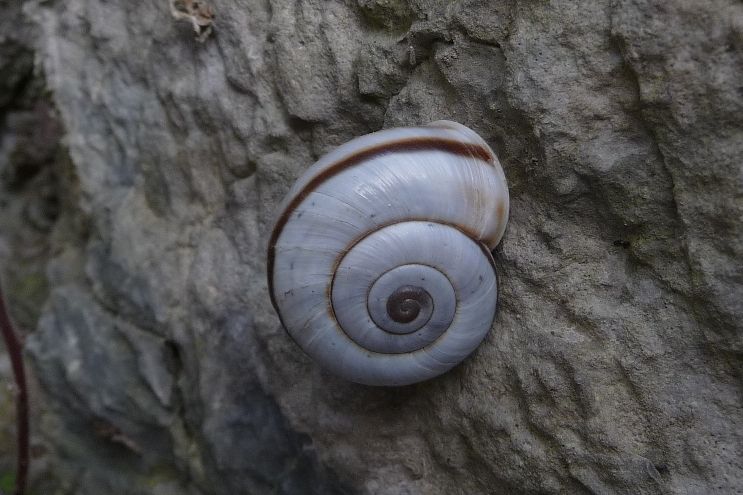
[267,121,509,386]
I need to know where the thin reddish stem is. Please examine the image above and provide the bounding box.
[0,286,28,495]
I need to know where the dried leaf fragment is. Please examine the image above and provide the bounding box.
[170,0,215,42]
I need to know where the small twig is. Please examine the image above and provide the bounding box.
[0,285,29,495]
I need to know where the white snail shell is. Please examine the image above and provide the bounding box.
[267,121,509,386]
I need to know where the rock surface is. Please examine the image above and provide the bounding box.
[0,0,740,493]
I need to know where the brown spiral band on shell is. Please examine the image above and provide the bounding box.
[267,135,495,313]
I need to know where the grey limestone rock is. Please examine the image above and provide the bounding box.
[0,0,740,493]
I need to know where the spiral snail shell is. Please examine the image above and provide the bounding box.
[267,121,509,386]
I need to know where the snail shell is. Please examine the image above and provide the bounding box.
[267,121,509,386]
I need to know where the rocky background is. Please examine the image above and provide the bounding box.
[0,0,741,493]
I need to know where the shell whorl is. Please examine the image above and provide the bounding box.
[268,121,509,386]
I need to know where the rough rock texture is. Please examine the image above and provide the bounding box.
[0,0,740,493]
